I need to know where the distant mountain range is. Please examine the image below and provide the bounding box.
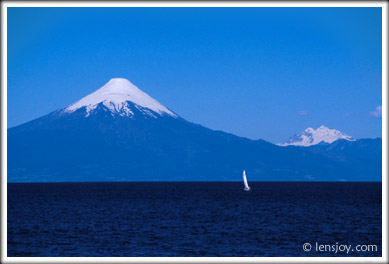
[8,78,382,182]
[278,125,355,147]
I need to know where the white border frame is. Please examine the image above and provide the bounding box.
[1,1,387,264]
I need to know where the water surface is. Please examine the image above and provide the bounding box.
[8,182,381,257]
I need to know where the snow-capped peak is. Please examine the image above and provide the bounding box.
[277,125,355,147]
[64,78,177,118]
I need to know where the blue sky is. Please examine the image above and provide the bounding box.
[7,7,382,143]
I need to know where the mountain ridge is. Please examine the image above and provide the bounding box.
[278,125,355,147]
[7,78,381,182]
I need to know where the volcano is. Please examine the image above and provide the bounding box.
[7,78,381,182]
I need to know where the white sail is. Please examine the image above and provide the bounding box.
[243,170,251,191]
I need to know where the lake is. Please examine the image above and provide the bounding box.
[7,182,381,257]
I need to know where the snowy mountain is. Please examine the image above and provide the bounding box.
[64,78,177,118]
[278,125,355,147]
[7,79,381,182]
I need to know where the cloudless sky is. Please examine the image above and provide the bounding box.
[7,7,382,143]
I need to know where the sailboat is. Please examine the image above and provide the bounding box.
[243,170,251,191]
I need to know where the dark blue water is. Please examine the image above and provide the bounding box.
[8,182,381,257]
